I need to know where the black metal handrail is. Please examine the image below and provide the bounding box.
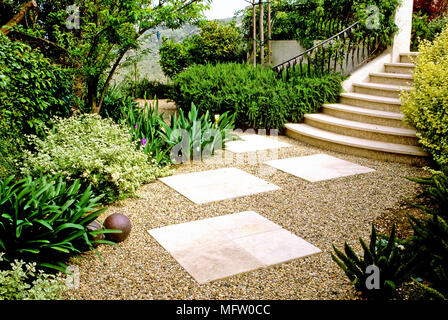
[272,21,381,77]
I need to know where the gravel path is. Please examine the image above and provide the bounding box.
[64,135,425,300]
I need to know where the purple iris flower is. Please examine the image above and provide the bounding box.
[135,123,138,129]
[141,138,147,147]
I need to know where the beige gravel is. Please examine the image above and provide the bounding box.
[64,134,426,300]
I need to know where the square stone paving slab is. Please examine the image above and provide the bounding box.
[159,168,280,204]
[170,241,265,284]
[264,154,375,182]
[148,211,321,284]
[225,134,291,153]
[232,229,321,266]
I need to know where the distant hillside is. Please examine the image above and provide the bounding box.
[114,17,243,84]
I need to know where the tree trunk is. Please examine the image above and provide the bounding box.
[252,0,257,66]
[87,79,100,114]
[267,0,271,65]
[259,1,264,66]
[96,49,128,114]
[1,0,37,35]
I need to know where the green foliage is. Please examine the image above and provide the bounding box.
[172,63,343,129]
[411,13,448,51]
[0,34,73,181]
[331,225,418,299]
[0,121,23,181]
[409,214,448,297]
[411,277,447,300]
[171,63,287,129]
[241,0,341,49]
[159,20,244,78]
[19,0,210,113]
[352,0,399,47]
[401,26,448,167]
[241,0,398,50]
[100,86,139,123]
[0,34,73,136]
[159,103,237,163]
[123,78,174,100]
[186,21,245,65]
[0,253,66,300]
[159,39,191,78]
[407,167,448,298]
[0,175,116,272]
[286,69,346,123]
[121,100,236,164]
[120,100,172,165]
[407,168,448,217]
[21,114,171,202]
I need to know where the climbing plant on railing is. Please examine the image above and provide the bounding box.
[241,0,353,50]
[272,0,400,77]
[274,22,377,77]
[241,0,398,52]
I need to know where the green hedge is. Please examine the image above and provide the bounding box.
[123,78,174,100]
[171,63,344,129]
[0,34,73,179]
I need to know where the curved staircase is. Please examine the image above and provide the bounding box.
[285,52,429,166]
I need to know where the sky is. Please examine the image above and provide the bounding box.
[204,0,251,20]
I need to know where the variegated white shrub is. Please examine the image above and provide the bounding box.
[401,26,448,166]
[22,114,171,201]
[0,253,66,300]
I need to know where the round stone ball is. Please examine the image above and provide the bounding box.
[104,213,132,242]
[86,220,105,247]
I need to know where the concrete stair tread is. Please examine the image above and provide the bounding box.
[304,113,416,136]
[384,62,415,68]
[369,72,413,80]
[285,123,428,157]
[353,82,412,92]
[340,92,402,105]
[401,52,419,56]
[323,103,405,120]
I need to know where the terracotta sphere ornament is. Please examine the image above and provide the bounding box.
[104,213,132,242]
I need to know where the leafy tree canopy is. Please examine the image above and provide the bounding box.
[1,0,211,113]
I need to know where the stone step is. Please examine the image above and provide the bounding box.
[369,72,414,86]
[384,62,415,74]
[322,103,410,129]
[400,52,419,64]
[339,92,402,113]
[285,123,428,165]
[353,82,411,99]
[304,113,419,146]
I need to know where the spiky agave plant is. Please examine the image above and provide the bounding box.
[331,224,419,299]
[404,167,448,299]
[406,167,448,218]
